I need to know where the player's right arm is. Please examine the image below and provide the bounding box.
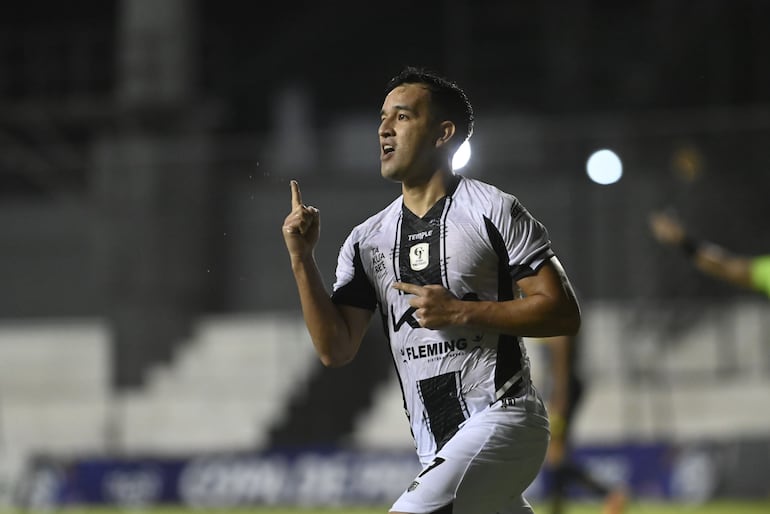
[692,244,754,290]
[282,180,373,367]
[649,211,755,290]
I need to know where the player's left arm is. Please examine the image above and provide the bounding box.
[393,255,580,336]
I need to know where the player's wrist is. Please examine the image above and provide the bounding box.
[454,298,484,327]
[289,251,316,270]
[450,298,470,326]
[679,234,703,258]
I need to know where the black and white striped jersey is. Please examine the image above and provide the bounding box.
[331,175,554,462]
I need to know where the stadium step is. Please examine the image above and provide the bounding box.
[266,325,393,448]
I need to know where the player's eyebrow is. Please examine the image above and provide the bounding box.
[380,105,418,116]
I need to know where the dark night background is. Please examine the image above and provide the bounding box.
[0,3,769,507]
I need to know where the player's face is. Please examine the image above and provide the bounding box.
[379,83,440,183]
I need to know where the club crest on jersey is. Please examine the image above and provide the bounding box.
[409,243,429,271]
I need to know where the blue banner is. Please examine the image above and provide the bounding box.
[20,439,770,508]
[23,449,422,508]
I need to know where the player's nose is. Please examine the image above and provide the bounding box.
[378,118,394,138]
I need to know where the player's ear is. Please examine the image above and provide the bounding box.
[435,120,456,149]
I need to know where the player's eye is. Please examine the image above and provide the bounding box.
[398,113,408,120]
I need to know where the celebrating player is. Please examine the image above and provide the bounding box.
[649,211,770,297]
[283,66,581,514]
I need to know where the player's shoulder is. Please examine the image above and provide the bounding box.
[346,195,402,242]
[455,176,523,218]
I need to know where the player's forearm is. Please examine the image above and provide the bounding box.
[457,294,580,337]
[290,255,358,367]
[693,244,753,290]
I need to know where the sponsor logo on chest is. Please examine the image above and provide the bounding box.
[401,338,468,361]
[409,243,430,271]
[407,229,433,241]
[370,246,387,277]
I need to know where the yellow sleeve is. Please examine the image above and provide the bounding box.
[750,255,770,298]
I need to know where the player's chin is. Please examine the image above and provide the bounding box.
[381,164,405,182]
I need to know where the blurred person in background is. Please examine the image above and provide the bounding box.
[649,211,770,297]
[536,334,627,514]
[282,66,581,514]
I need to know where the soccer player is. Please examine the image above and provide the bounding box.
[282,66,581,514]
[649,211,770,297]
[536,335,627,514]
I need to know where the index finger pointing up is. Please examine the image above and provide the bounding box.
[290,180,303,209]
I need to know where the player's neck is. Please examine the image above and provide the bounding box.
[401,169,458,218]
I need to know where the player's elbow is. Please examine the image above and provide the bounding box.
[316,343,357,368]
[562,297,582,335]
[560,308,581,336]
[319,352,354,368]
[543,296,581,336]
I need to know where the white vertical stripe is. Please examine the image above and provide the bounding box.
[439,197,452,290]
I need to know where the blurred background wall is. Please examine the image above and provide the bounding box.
[0,0,769,508]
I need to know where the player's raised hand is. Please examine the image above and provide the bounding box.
[392,282,462,329]
[282,180,320,259]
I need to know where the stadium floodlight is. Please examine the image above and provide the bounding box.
[586,148,623,185]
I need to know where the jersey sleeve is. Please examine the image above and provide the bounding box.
[330,231,378,311]
[486,196,554,282]
[749,255,770,298]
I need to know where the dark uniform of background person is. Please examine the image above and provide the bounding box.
[536,334,627,514]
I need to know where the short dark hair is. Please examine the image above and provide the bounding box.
[385,66,474,146]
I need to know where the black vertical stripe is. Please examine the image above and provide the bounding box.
[385,213,413,441]
[417,371,467,451]
[379,305,415,443]
[483,216,523,391]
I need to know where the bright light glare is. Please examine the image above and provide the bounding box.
[586,149,623,185]
[452,141,471,171]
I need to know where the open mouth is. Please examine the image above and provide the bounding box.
[381,144,395,160]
